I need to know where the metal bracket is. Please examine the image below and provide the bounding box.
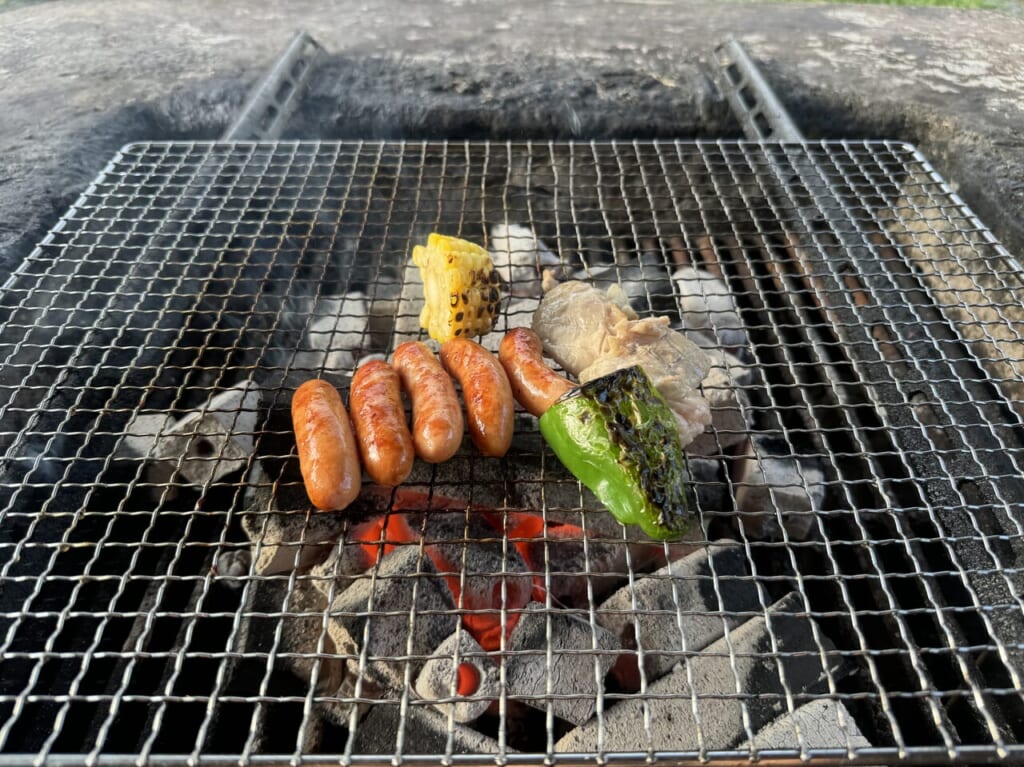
[708,37,803,142]
[222,31,325,141]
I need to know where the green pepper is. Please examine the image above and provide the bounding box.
[538,365,692,540]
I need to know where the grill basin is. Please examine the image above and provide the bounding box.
[1,140,1023,765]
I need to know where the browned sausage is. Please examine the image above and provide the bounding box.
[291,379,362,510]
[439,338,514,458]
[349,360,415,487]
[392,341,464,463]
[498,328,574,417]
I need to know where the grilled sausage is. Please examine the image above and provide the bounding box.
[392,341,464,463]
[291,379,362,510]
[498,328,574,417]
[439,338,515,458]
[349,360,415,487]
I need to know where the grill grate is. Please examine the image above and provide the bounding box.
[1,140,1023,765]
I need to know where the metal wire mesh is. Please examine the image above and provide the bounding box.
[1,140,1023,766]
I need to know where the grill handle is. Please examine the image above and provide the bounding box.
[222,30,324,141]
[709,36,803,142]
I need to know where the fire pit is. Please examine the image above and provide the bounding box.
[1,136,1023,764]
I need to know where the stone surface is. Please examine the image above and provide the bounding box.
[2,0,1024,281]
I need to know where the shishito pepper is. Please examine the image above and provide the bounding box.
[538,365,692,540]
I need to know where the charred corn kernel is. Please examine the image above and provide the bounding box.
[539,365,693,540]
[413,233,502,343]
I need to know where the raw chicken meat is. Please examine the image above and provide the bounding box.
[532,279,712,446]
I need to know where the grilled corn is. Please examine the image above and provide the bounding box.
[413,233,502,343]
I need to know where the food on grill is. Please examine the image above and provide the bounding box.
[412,232,502,343]
[488,223,563,297]
[497,327,574,417]
[539,365,693,540]
[532,279,712,447]
[439,338,514,458]
[391,341,465,463]
[291,379,362,510]
[349,360,416,487]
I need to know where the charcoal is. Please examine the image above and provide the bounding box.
[400,455,512,509]
[414,631,500,723]
[327,546,457,689]
[285,292,369,375]
[742,698,872,751]
[116,380,262,496]
[687,350,752,457]
[213,548,252,586]
[115,411,172,476]
[282,573,348,697]
[242,504,351,575]
[496,501,707,607]
[308,537,378,600]
[597,541,761,687]
[488,223,563,298]
[576,251,676,315]
[505,602,620,726]
[687,456,732,513]
[672,266,749,352]
[732,435,826,541]
[351,700,510,755]
[231,571,347,717]
[393,260,425,345]
[427,532,536,656]
[557,592,844,751]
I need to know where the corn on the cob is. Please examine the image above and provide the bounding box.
[412,233,502,343]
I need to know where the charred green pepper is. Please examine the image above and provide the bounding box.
[538,365,692,540]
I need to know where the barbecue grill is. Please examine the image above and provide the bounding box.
[1,136,1023,766]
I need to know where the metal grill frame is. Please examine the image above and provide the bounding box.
[1,139,1023,766]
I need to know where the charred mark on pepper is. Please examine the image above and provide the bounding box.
[541,365,692,539]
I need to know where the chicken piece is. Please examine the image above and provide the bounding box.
[532,279,712,447]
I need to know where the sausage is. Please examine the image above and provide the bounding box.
[349,360,415,486]
[439,338,515,458]
[291,379,362,511]
[392,341,464,463]
[498,328,574,417]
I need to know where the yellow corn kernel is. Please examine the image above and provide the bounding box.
[412,233,502,343]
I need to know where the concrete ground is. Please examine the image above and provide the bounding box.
[1,0,1023,273]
